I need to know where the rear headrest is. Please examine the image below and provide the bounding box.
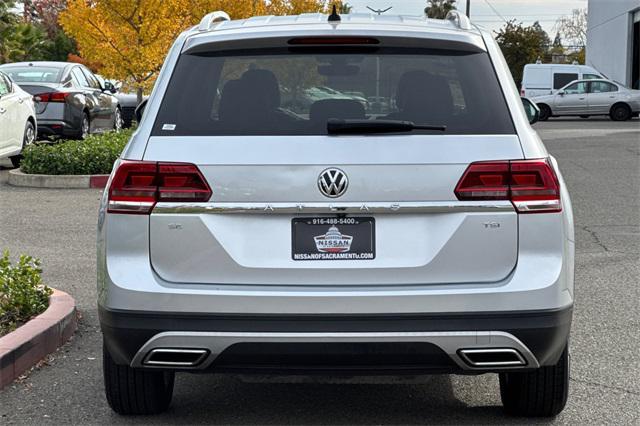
[240,69,281,109]
[310,99,366,125]
[396,70,453,120]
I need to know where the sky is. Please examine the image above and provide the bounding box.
[346,0,588,37]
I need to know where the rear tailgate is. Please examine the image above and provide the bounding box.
[144,135,522,286]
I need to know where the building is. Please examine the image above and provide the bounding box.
[587,0,640,89]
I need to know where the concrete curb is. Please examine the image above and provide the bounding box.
[0,289,77,389]
[8,169,109,189]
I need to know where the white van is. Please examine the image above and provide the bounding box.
[521,64,603,98]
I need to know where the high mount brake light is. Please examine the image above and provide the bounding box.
[455,159,562,214]
[107,161,212,214]
[288,37,380,45]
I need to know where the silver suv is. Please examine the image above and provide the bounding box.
[98,10,574,418]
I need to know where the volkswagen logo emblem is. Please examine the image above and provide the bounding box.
[318,168,348,198]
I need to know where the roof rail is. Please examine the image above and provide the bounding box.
[198,11,231,32]
[444,10,472,31]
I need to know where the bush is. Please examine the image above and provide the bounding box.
[0,251,52,336]
[20,129,134,175]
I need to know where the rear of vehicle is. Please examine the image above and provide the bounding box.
[0,63,78,138]
[98,13,574,418]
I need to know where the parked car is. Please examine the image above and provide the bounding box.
[533,78,640,121]
[521,63,603,98]
[0,62,122,139]
[0,70,36,167]
[96,76,145,128]
[98,10,574,418]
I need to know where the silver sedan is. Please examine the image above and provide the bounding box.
[533,79,640,121]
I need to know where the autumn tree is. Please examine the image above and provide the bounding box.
[424,0,456,19]
[495,20,551,88]
[60,0,342,103]
[555,8,587,48]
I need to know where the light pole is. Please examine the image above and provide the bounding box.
[466,0,471,17]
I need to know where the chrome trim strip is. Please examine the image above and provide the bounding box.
[458,348,527,367]
[132,331,539,371]
[152,201,514,215]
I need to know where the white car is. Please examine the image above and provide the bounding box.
[533,78,640,121]
[0,70,36,167]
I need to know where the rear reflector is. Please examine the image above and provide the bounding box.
[107,161,211,214]
[455,159,561,213]
[34,92,69,103]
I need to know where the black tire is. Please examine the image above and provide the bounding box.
[9,120,36,168]
[113,107,123,132]
[610,104,631,121]
[538,104,551,121]
[80,112,90,139]
[103,342,175,415]
[499,346,569,417]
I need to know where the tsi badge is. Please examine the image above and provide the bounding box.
[314,225,353,253]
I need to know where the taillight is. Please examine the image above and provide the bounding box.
[34,92,69,103]
[455,159,561,213]
[107,161,212,214]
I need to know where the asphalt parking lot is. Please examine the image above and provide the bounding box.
[0,118,638,424]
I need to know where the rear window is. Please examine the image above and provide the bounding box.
[153,47,514,136]
[1,66,62,83]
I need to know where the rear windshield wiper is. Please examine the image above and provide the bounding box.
[327,119,446,135]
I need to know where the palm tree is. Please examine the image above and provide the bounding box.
[424,0,457,19]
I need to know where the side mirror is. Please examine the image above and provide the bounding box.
[135,99,148,123]
[103,81,117,94]
[558,90,565,96]
[521,97,540,125]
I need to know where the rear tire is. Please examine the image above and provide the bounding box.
[538,104,551,121]
[610,104,631,121]
[103,341,175,415]
[499,345,569,417]
[9,120,36,168]
[80,112,90,139]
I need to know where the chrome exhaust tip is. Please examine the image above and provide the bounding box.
[458,348,527,367]
[143,348,209,367]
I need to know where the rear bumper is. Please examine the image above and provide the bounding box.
[37,120,79,138]
[100,305,572,373]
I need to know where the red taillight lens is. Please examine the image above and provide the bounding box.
[157,163,212,202]
[34,92,69,103]
[107,161,212,214]
[455,159,561,213]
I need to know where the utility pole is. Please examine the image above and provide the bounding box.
[366,6,392,101]
[466,0,471,18]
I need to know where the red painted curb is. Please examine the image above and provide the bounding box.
[0,289,77,389]
[89,175,109,188]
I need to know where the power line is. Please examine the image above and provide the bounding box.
[482,0,507,24]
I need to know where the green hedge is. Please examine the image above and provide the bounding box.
[21,129,133,175]
[0,251,52,336]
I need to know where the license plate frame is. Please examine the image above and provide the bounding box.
[291,217,375,261]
